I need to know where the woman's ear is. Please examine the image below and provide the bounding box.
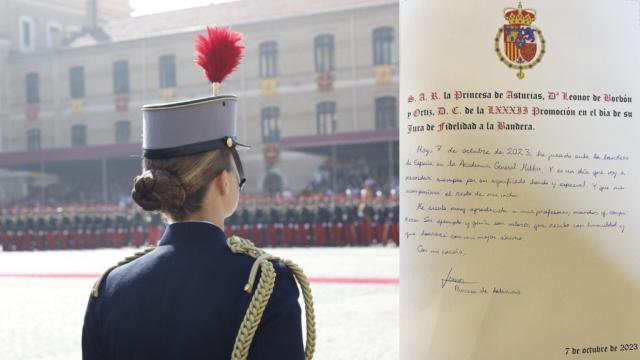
[214,170,229,195]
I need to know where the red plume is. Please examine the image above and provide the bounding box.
[195,26,244,84]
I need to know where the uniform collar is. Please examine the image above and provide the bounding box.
[158,221,227,247]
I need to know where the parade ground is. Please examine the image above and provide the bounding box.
[0,246,399,360]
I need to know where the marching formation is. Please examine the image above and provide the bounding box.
[0,207,163,251]
[228,193,399,248]
[0,193,399,251]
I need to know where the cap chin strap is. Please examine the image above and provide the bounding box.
[143,136,248,190]
[231,146,246,190]
[143,136,250,160]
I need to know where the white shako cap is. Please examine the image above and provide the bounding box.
[142,95,249,159]
[141,26,249,160]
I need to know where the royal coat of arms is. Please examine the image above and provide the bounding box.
[495,2,546,79]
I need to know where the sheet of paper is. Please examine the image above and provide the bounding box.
[399,1,640,359]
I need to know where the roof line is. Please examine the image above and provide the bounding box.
[63,1,397,50]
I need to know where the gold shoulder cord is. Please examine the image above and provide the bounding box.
[90,237,316,360]
[91,245,157,298]
[227,236,316,360]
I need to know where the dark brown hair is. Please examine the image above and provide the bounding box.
[131,148,233,222]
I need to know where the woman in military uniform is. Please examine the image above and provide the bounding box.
[82,26,314,360]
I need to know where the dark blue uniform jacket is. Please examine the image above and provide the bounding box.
[82,221,304,359]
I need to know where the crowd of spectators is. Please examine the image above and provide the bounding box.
[7,178,133,208]
[301,157,398,196]
[4,156,398,211]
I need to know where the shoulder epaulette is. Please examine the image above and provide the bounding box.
[91,245,156,298]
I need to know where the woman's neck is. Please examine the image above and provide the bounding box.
[181,210,224,230]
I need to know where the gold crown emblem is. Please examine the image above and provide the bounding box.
[504,2,536,26]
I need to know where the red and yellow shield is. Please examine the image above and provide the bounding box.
[503,24,537,64]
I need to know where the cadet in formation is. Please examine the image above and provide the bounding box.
[0,208,163,251]
[82,27,314,360]
[225,193,399,248]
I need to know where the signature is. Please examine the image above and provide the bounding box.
[441,268,476,288]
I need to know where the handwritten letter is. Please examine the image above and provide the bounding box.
[400,1,640,359]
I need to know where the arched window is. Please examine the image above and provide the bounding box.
[261,106,280,143]
[372,27,395,65]
[375,96,397,129]
[316,101,337,134]
[259,42,278,78]
[71,124,87,146]
[19,16,35,51]
[159,54,177,88]
[314,34,335,72]
[113,60,130,94]
[115,120,130,144]
[26,128,41,150]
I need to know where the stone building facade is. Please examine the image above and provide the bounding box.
[0,0,398,196]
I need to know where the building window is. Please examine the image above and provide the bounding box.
[69,66,85,99]
[314,34,335,72]
[19,17,35,51]
[259,42,278,78]
[375,96,397,129]
[159,54,176,88]
[261,106,280,143]
[26,128,41,150]
[113,60,130,94]
[71,124,86,146]
[46,22,62,48]
[316,101,337,134]
[115,120,130,144]
[373,27,395,66]
[26,72,40,104]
